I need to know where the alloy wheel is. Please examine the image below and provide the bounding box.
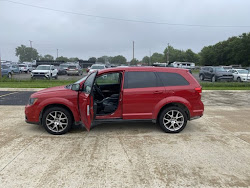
[45,111,68,133]
[163,110,184,131]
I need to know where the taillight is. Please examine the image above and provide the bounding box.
[195,87,202,94]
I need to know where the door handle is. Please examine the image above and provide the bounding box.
[154,91,163,94]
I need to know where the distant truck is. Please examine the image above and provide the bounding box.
[172,62,195,69]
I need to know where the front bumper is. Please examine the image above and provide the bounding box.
[25,105,40,124]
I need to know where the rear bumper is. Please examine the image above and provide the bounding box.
[67,70,79,75]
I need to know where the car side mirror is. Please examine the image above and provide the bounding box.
[71,83,80,91]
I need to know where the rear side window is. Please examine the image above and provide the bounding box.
[125,71,157,89]
[157,72,189,86]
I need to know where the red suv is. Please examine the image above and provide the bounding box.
[25,67,204,135]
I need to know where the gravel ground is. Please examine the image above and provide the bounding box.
[0,91,249,187]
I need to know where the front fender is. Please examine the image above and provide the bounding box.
[152,96,192,120]
[37,97,80,122]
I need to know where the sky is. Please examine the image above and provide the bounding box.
[0,0,250,62]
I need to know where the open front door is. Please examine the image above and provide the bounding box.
[78,72,97,131]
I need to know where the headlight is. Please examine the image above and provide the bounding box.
[28,98,38,105]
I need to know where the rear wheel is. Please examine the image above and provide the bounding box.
[199,74,204,81]
[42,107,72,135]
[159,106,187,133]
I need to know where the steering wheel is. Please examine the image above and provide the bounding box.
[94,83,105,99]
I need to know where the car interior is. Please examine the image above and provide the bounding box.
[93,72,122,115]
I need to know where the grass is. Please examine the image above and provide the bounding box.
[200,82,250,90]
[0,78,77,88]
[1,78,250,90]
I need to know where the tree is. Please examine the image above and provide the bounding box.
[130,58,139,65]
[69,57,79,62]
[15,45,39,62]
[40,54,54,61]
[142,56,150,65]
[151,53,164,63]
[199,32,250,66]
[56,56,69,62]
[88,57,97,62]
[111,55,127,65]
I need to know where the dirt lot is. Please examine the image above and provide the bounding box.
[0,91,250,187]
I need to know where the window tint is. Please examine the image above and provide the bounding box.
[96,72,120,85]
[125,71,157,89]
[157,72,189,86]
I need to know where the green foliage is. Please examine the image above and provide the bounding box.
[142,56,150,65]
[163,46,199,63]
[199,32,250,66]
[40,54,54,61]
[151,53,164,63]
[97,56,112,63]
[111,55,127,65]
[130,58,139,65]
[56,56,69,62]
[15,45,39,62]
[69,57,79,62]
[88,57,97,62]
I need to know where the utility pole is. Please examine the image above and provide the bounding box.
[29,40,33,62]
[57,49,58,59]
[133,41,134,61]
[149,49,151,66]
[167,43,170,64]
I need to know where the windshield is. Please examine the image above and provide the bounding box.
[68,66,77,69]
[36,66,51,70]
[19,64,25,67]
[238,70,249,74]
[91,65,105,69]
[215,67,226,72]
[2,65,8,69]
[60,64,69,68]
[75,76,87,84]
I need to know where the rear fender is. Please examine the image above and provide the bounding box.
[152,96,192,120]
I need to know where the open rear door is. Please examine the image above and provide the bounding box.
[78,72,97,131]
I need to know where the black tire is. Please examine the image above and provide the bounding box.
[237,77,241,82]
[8,73,12,79]
[199,74,204,81]
[211,76,216,82]
[42,107,72,135]
[159,106,187,133]
[55,74,58,79]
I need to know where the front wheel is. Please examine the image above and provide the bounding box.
[8,73,12,79]
[199,74,204,81]
[211,76,216,82]
[159,106,187,133]
[42,107,72,135]
[237,77,241,82]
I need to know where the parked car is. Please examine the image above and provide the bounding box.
[19,64,33,73]
[58,63,70,75]
[8,64,20,74]
[25,67,204,135]
[66,64,83,76]
[31,65,58,79]
[228,69,250,82]
[88,64,107,74]
[1,65,12,78]
[199,66,233,82]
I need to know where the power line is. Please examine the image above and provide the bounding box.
[1,0,250,28]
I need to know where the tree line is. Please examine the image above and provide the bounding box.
[15,32,250,66]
